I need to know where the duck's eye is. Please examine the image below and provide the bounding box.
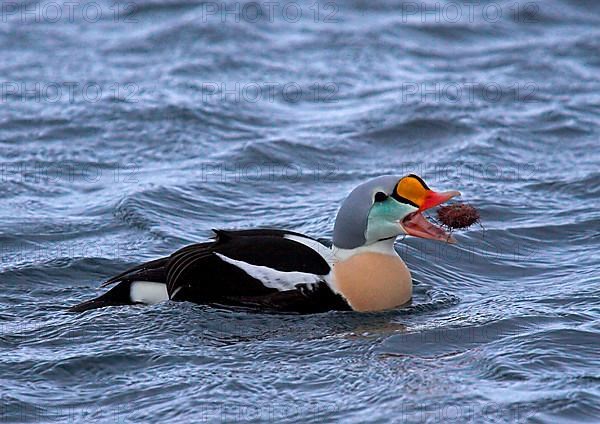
[374,192,388,202]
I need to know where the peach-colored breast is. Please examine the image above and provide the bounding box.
[333,252,412,312]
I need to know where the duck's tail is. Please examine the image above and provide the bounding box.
[68,257,169,312]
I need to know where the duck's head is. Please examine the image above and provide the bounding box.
[333,175,460,249]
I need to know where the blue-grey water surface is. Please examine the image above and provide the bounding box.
[1,0,599,423]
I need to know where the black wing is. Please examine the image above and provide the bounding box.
[72,229,350,313]
[166,230,330,297]
[166,229,349,312]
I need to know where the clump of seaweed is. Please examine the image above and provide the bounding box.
[437,203,480,231]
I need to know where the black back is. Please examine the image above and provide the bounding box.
[78,229,351,313]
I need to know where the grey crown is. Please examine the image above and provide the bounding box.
[332,175,400,249]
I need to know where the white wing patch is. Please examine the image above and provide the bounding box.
[215,253,323,291]
[284,234,335,265]
[130,281,169,304]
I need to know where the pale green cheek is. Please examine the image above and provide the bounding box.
[365,199,416,243]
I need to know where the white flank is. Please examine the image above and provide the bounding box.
[284,234,335,265]
[214,253,322,291]
[130,281,169,304]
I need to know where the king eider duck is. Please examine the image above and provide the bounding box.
[69,175,460,313]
